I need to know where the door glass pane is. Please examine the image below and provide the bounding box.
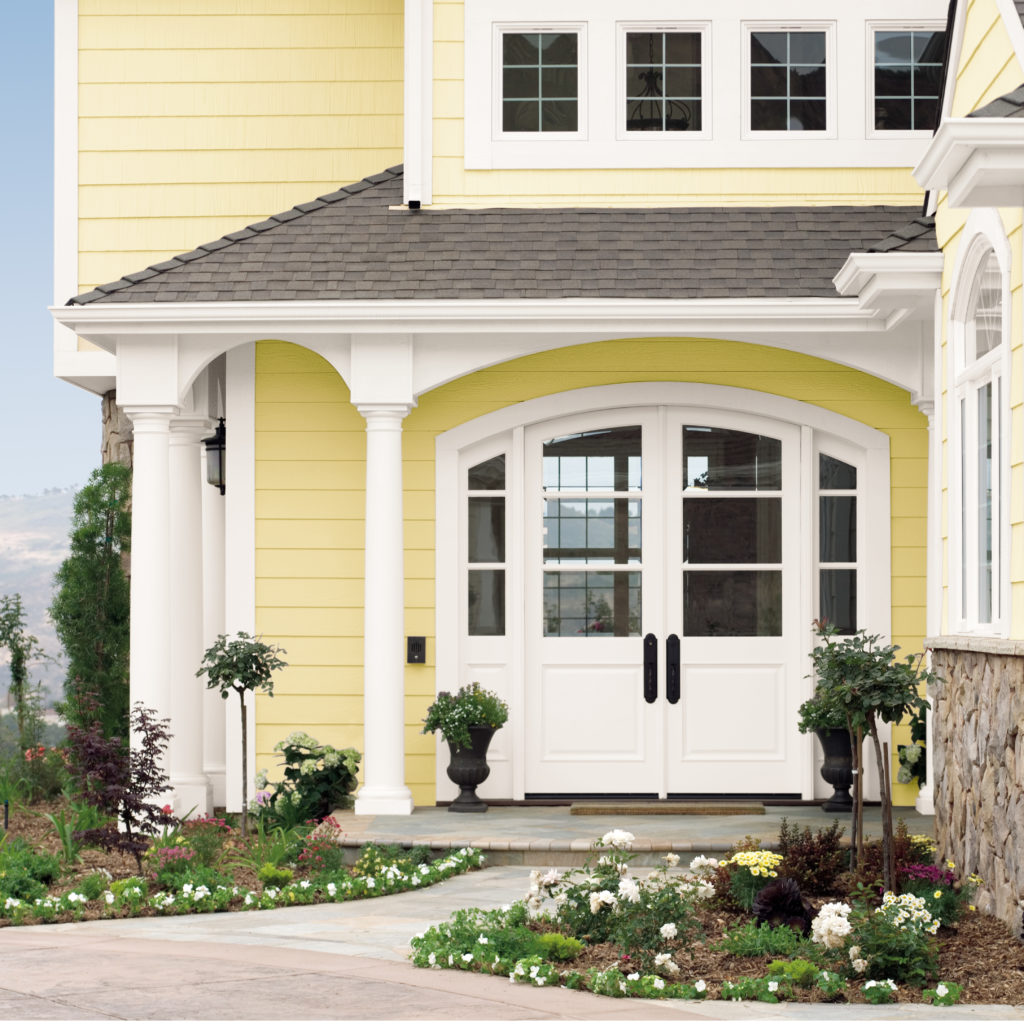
[820,569,856,635]
[544,571,641,636]
[819,453,856,489]
[683,498,781,563]
[819,496,856,562]
[468,497,505,563]
[469,569,505,635]
[544,498,641,564]
[683,426,781,490]
[543,427,642,491]
[683,570,782,636]
[468,454,505,490]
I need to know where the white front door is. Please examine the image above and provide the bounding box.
[522,407,803,797]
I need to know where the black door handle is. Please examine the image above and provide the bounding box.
[643,633,658,703]
[666,634,680,704]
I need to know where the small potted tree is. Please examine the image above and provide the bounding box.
[798,682,855,813]
[422,682,508,813]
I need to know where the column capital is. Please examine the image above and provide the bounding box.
[169,415,215,444]
[356,402,415,424]
[123,405,180,429]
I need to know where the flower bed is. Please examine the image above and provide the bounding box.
[410,824,1024,1006]
[0,799,482,928]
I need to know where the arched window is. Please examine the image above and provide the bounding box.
[954,247,1006,630]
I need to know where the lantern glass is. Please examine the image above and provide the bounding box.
[204,419,226,494]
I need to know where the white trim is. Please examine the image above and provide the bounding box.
[403,0,433,205]
[947,209,1012,637]
[865,21,947,141]
[741,21,837,140]
[833,251,944,317]
[53,0,78,344]
[993,0,1024,74]
[914,118,1024,209]
[223,344,256,812]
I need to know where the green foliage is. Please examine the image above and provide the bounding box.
[721,976,789,1002]
[257,732,361,824]
[295,817,348,875]
[258,863,294,887]
[509,956,560,986]
[50,464,131,737]
[230,818,299,872]
[0,593,48,753]
[75,872,110,901]
[815,970,848,1000]
[181,815,232,867]
[198,631,287,835]
[421,682,509,749]
[41,807,82,863]
[766,958,819,987]
[717,922,819,960]
[849,892,939,985]
[0,835,61,902]
[533,932,583,961]
[777,818,847,893]
[860,979,898,1004]
[923,980,963,1006]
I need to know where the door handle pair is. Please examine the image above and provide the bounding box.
[643,633,681,705]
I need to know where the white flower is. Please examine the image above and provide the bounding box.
[811,901,853,949]
[601,829,635,850]
[852,959,868,974]
[618,877,641,903]
[541,868,560,887]
[660,922,678,940]
[462,953,473,963]
[103,892,115,905]
[428,952,436,966]
[627,972,640,981]
[477,934,489,944]
[327,882,337,897]
[936,983,949,997]
[653,977,665,990]
[689,855,720,873]
[589,889,618,914]
[695,980,707,993]
[768,980,778,992]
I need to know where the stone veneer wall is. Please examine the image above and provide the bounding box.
[101,390,133,468]
[928,638,1024,937]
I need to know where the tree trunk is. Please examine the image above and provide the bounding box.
[240,689,248,836]
[868,716,892,892]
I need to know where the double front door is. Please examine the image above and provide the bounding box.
[523,407,804,797]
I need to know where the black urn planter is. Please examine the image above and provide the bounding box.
[814,727,854,812]
[446,725,496,813]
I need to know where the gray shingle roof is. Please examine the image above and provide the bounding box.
[70,167,927,304]
[968,83,1024,118]
[867,215,937,253]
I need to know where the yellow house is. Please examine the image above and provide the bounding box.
[54,1,951,821]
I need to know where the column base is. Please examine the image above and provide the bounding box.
[203,768,227,809]
[354,786,415,816]
[915,783,935,816]
[172,778,214,818]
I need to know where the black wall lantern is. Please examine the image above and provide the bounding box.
[204,417,226,495]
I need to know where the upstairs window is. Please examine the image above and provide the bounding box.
[501,31,580,133]
[624,30,703,133]
[749,29,828,132]
[873,29,945,131]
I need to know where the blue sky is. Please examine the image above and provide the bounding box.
[0,5,99,497]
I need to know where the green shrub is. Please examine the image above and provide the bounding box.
[534,932,583,961]
[850,892,938,985]
[75,872,110,900]
[721,976,789,1002]
[777,818,846,894]
[256,733,360,824]
[717,922,818,959]
[766,958,819,987]
[0,836,61,902]
[181,815,232,867]
[258,864,294,887]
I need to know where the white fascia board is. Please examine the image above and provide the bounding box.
[51,297,892,339]
[914,118,1024,208]
[833,251,944,314]
[54,348,117,396]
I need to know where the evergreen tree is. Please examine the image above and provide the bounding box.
[50,463,132,737]
[0,593,46,750]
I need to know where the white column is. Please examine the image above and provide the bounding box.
[201,446,227,809]
[167,418,213,817]
[124,407,177,793]
[354,403,415,815]
[918,397,939,816]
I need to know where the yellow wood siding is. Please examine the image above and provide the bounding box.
[78,0,403,294]
[430,0,925,208]
[255,337,927,806]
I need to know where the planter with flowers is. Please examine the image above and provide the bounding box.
[798,683,855,813]
[422,683,509,813]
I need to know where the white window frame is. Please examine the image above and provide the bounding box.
[742,21,837,140]
[949,213,1011,636]
[492,23,588,142]
[865,21,946,140]
[615,22,712,142]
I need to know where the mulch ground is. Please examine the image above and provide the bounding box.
[4,800,1024,1004]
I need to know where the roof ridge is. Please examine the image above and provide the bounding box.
[68,165,404,305]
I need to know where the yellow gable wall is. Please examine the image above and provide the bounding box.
[78,0,403,293]
[934,0,1024,635]
[254,338,927,806]
[432,0,924,208]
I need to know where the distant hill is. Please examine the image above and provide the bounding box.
[0,488,76,707]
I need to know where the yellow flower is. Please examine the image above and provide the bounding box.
[969,904,976,912]
[946,860,955,870]
[933,890,943,899]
